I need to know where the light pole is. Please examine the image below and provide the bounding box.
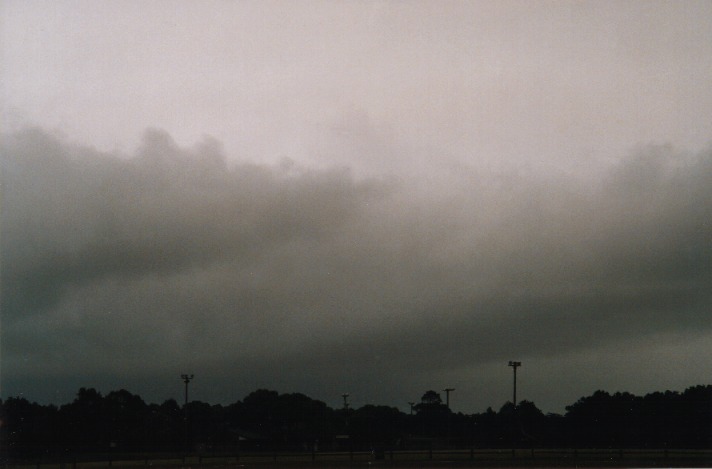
[181,374,194,456]
[443,388,455,409]
[342,393,350,411]
[342,393,350,430]
[508,361,521,406]
[443,388,455,446]
[408,401,415,415]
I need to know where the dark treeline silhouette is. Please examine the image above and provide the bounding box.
[2,385,711,459]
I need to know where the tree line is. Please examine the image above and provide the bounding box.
[2,385,711,459]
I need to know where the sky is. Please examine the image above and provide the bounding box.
[1,0,711,414]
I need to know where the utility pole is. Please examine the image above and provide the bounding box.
[508,361,521,406]
[408,401,415,415]
[181,374,194,456]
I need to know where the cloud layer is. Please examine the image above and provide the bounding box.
[2,127,711,411]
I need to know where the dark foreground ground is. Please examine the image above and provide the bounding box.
[7,449,712,469]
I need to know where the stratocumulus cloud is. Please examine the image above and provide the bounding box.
[2,127,710,411]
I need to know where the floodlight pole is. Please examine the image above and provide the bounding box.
[508,361,521,407]
[443,388,455,446]
[342,393,350,411]
[342,393,350,429]
[181,374,194,456]
[443,388,455,409]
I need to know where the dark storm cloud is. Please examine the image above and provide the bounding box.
[2,128,711,410]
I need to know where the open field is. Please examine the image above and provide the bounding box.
[6,449,712,469]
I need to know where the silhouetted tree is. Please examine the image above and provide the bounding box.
[512,400,547,446]
[1,397,59,457]
[679,385,712,447]
[4,384,712,459]
[144,399,182,451]
[272,393,335,449]
[185,401,230,451]
[60,388,109,451]
[471,407,500,447]
[238,389,280,439]
[350,405,406,448]
[104,389,148,450]
[226,389,338,450]
[413,390,450,438]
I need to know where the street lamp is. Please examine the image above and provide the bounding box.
[181,374,194,456]
[408,402,416,415]
[508,361,521,406]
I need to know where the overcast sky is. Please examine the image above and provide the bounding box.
[2,1,712,414]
